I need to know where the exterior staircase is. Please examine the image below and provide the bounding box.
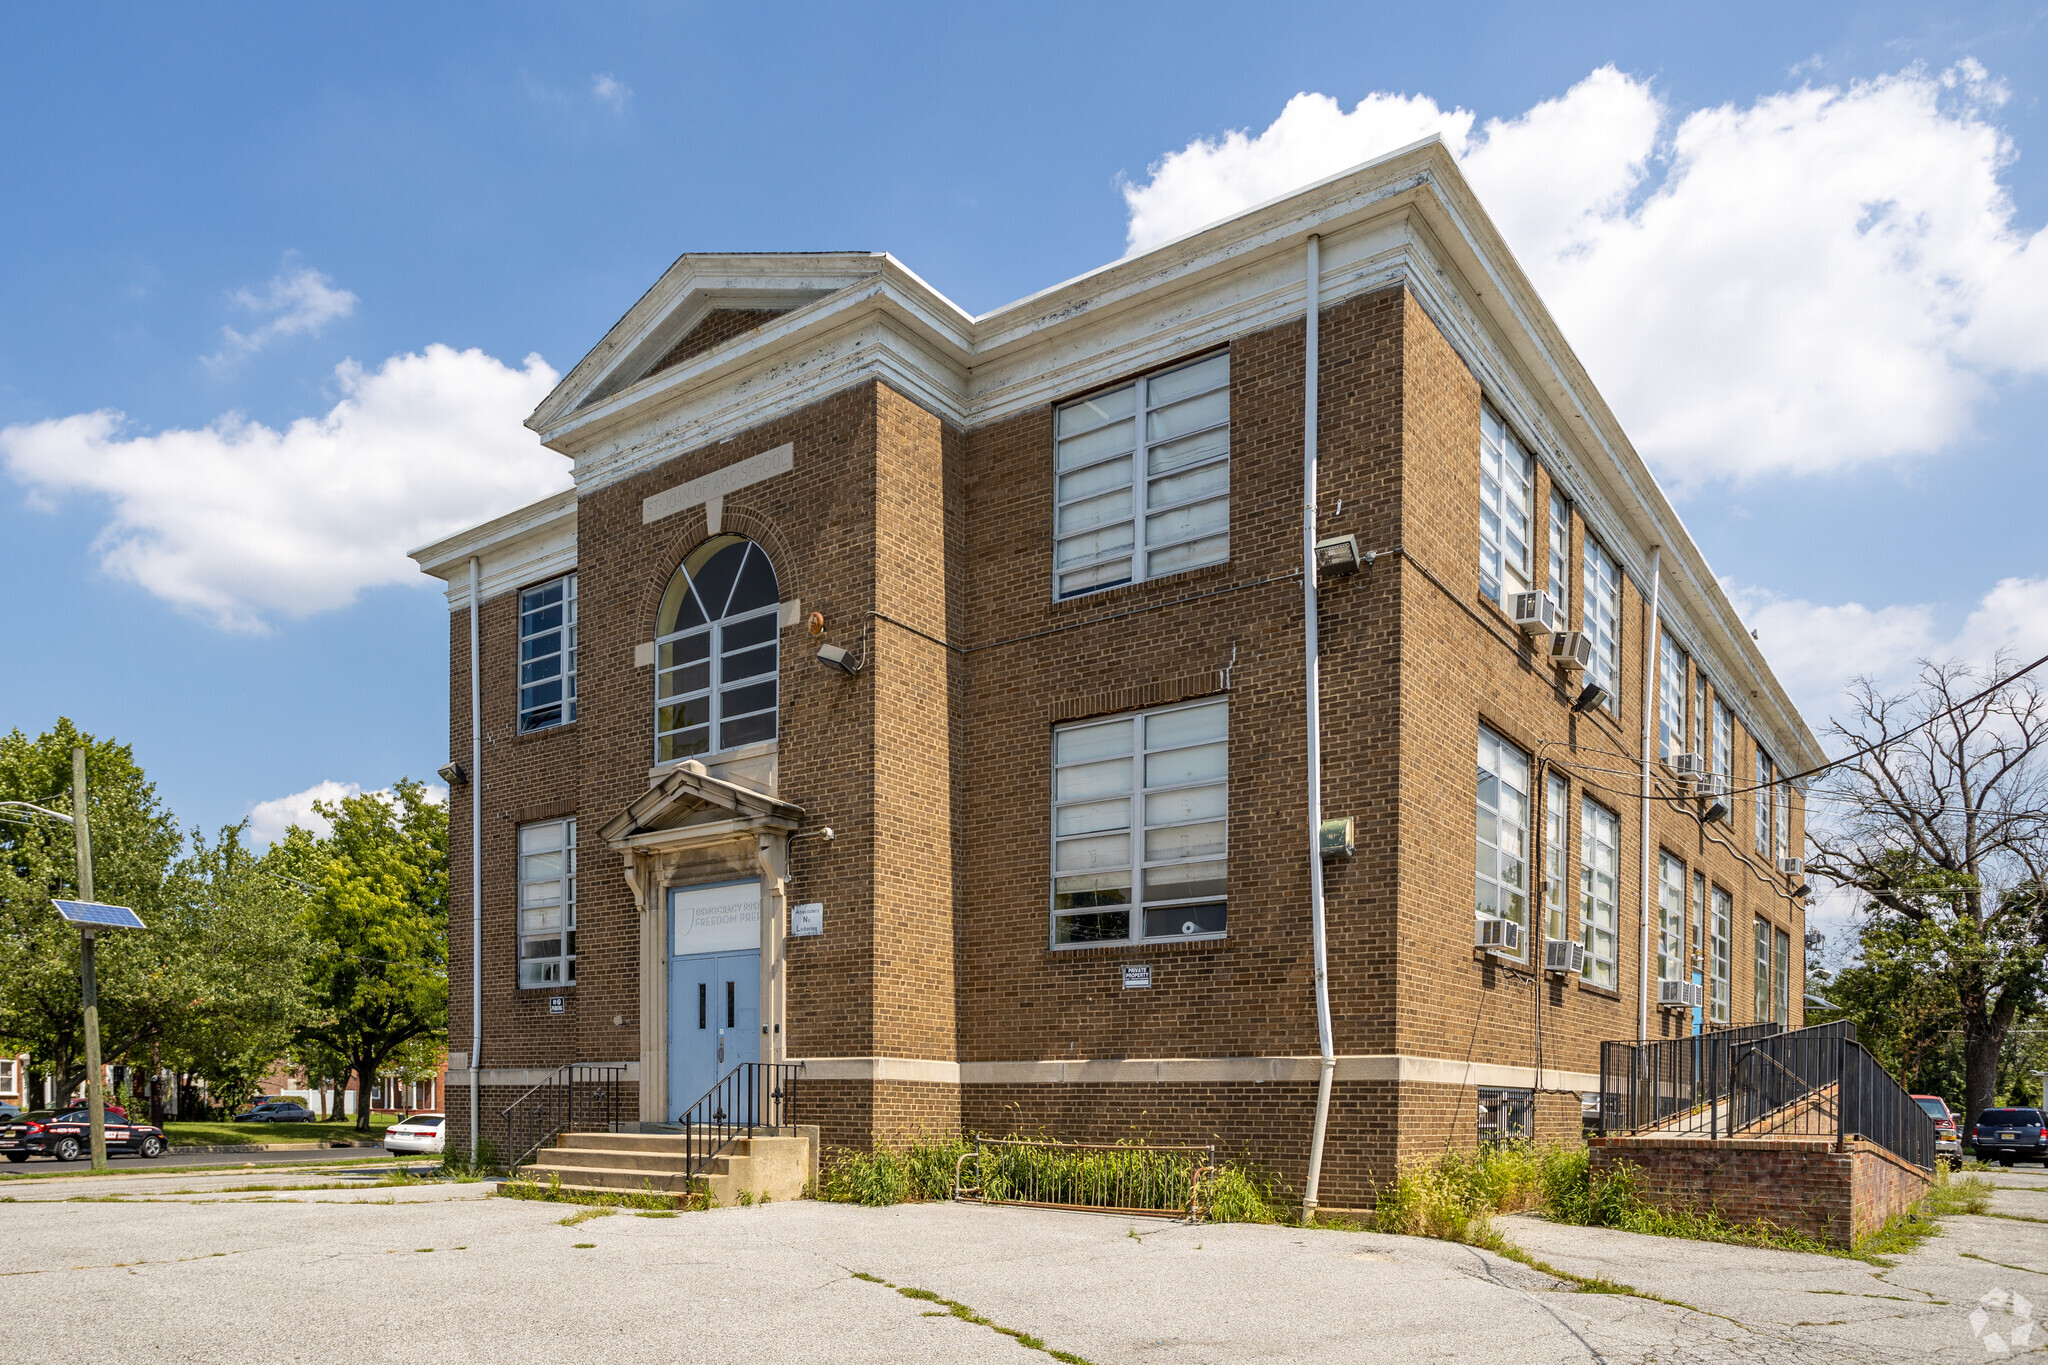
[517,1128,812,1205]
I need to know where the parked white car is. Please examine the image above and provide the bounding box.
[383,1113,445,1155]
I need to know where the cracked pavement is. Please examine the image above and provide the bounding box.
[2,1163,2043,1361]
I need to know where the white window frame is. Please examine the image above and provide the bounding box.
[1658,852,1685,984]
[0,1058,15,1095]
[1692,671,1708,766]
[1050,697,1228,948]
[1546,491,1570,622]
[1774,927,1792,1025]
[1053,352,1230,599]
[1755,749,1774,856]
[1479,404,1535,605]
[1580,798,1619,988]
[1713,701,1733,779]
[517,817,576,988]
[1710,885,1732,1023]
[1582,536,1621,711]
[654,539,781,763]
[517,573,578,733]
[1476,725,1531,960]
[1658,631,1687,763]
[1754,916,1772,1022]
[1775,779,1792,863]
[1543,772,1569,943]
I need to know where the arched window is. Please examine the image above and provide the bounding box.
[655,535,780,762]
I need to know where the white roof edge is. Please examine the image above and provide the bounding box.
[408,486,577,581]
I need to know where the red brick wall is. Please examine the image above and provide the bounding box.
[1590,1136,1929,1246]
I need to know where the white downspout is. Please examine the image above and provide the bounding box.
[1637,546,1661,1045]
[469,555,484,1163]
[1301,234,1336,1221]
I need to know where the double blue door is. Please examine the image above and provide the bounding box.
[667,950,759,1121]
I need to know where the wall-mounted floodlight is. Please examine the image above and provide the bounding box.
[1702,795,1730,824]
[816,644,862,675]
[1570,682,1609,714]
[1314,534,1362,577]
[1791,882,1812,900]
[437,761,466,786]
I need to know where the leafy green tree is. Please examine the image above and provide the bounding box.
[1809,657,2048,1124]
[0,720,183,1102]
[293,780,448,1131]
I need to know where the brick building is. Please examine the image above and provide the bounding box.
[411,140,1819,1207]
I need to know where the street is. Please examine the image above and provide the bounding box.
[1,1164,2042,1362]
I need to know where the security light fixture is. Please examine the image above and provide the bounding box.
[1314,534,1362,577]
[437,761,466,786]
[1702,795,1730,824]
[816,644,862,675]
[1791,882,1812,900]
[1570,682,1609,714]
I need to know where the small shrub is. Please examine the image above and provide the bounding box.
[438,1136,498,1182]
[818,1148,912,1206]
[1205,1163,1282,1224]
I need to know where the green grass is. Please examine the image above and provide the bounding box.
[850,1272,1098,1364]
[1369,1141,1994,1269]
[815,1131,1286,1222]
[163,1116,397,1148]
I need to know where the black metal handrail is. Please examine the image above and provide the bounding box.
[1601,1020,1934,1169]
[675,1061,803,1180]
[500,1063,626,1171]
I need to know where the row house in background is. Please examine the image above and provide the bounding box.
[412,138,1818,1208]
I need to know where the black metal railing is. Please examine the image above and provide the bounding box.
[675,1061,803,1180]
[1600,1020,1934,1169]
[1600,1022,1782,1136]
[501,1064,626,1171]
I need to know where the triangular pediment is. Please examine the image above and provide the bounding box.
[528,253,888,434]
[599,761,803,848]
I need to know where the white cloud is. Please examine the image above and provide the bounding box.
[0,345,566,632]
[1733,575,2048,730]
[206,266,358,369]
[247,779,448,849]
[592,73,631,112]
[247,780,360,847]
[1122,62,2048,485]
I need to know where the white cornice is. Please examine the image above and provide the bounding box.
[408,488,577,608]
[492,138,1817,772]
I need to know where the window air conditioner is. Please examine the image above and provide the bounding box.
[1543,937,1585,976]
[1658,979,1703,1010]
[1549,631,1593,670]
[1511,592,1560,636]
[1475,917,1524,956]
[1778,856,1805,877]
[1674,753,1706,778]
[1697,772,1729,798]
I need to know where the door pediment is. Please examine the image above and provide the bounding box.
[600,759,803,851]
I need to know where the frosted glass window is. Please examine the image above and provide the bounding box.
[1476,726,1530,958]
[1480,405,1534,605]
[518,817,576,988]
[1052,698,1228,946]
[1580,799,1619,988]
[1582,537,1621,709]
[1054,353,1229,598]
[1543,772,1569,943]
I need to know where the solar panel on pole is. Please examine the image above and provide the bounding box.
[51,900,146,930]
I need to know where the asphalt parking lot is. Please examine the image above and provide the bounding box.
[3,1163,2044,1363]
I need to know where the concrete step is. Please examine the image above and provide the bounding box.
[517,1132,811,1204]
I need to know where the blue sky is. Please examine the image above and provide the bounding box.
[3,2,2047,859]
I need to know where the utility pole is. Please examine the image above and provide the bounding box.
[72,747,107,1172]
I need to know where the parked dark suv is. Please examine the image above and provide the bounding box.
[1970,1108,2048,1166]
